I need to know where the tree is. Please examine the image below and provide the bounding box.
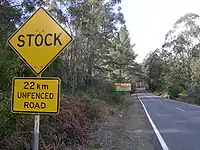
[143,12,200,99]
[162,13,200,88]
[143,49,164,91]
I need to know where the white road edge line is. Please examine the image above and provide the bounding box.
[176,108,185,112]
[138,96,169,150]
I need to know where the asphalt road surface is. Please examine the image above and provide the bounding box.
[137,88,200,150]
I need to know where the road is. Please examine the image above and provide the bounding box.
[137,89,200,150]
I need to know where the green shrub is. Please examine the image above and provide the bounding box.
[0,93,25,141]
[168,86,180,98]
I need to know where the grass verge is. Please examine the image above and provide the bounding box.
[0,91,124,149]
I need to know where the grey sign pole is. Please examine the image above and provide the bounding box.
[33,114,40,150]
[33,73,41,150]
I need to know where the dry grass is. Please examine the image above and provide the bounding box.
[153,91,169,98]
[0,94,104,150]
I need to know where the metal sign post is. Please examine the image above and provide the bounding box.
[33,73,41,150]
[33,114,40,150]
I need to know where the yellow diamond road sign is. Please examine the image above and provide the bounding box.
[8,7,73,75]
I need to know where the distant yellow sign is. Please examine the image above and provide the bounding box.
[115,83,132,92]
[8,7,73,75]
[12,77,60,114]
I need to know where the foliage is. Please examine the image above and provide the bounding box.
[0,95,101,149]
[143,49,164,91]
[143,12,200,103]
[0,0,138,148]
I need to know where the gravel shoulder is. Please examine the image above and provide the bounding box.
[87,95,161,150]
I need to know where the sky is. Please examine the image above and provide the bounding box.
[120,0,200,63]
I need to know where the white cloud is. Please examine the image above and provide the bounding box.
[120,0,200,63]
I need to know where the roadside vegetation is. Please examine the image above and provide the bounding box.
[0,0,140,149]
[142,13,200,105]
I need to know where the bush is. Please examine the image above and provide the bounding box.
[0,92,25,141]
[168,86,181,98]
[103,86,123,105]
[187,86,200,105]
[0,93,105,149]
[90,82,124,105]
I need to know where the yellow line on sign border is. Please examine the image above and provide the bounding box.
[11,77,61,114]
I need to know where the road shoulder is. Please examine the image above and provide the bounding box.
[87,95,161,150]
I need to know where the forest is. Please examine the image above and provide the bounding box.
[3,0,200,149]
[0,0,140,149]
[143,13,200,104]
